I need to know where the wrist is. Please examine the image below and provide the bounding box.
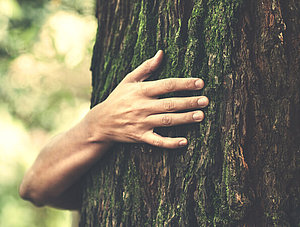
[77,105,112,146]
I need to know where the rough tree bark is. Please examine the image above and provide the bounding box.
[79,0,300,226]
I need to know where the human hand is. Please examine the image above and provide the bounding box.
[85,50,209,149]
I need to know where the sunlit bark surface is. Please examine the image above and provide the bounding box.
[80,0,300,226]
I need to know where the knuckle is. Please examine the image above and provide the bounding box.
[185,79,195,89]
[153,138,163,147]
[163,100,175,111]
[161,115,172,126]
[132,104,146,116]
[187,98,197,109]
[134,132,144,142]
[164,79,176,92]
[138,83,149,96]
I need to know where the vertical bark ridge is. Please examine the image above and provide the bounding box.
[80,0,300,226]
[234,0,300,225]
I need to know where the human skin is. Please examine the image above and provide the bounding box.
[19,50,209,210]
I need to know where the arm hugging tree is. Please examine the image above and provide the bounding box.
[80,0,300,226]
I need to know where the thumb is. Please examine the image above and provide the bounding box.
[123,50,164,83]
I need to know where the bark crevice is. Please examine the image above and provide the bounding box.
[80,0,300,226]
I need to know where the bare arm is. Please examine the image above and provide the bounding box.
[19,50,209,210]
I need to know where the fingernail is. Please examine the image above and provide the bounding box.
[179,139,187,146]
[193,112,204,121]
[195,79,203,88]
[198,97,208,106]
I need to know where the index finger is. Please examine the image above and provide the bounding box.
[123,50,164,83]
[139,78,204,97]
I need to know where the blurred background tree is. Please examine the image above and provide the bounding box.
[0,0,96,226]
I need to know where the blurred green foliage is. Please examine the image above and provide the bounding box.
[0,159,71,227]
[0,0,96,226]
[0,0,48,61]
[0,0,95,131]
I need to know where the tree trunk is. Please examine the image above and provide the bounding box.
[79,0,300,226]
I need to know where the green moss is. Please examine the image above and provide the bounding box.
[185,0,206,78]
[184,0,245,224]
[93,2,141,105]
[120,159,144,224]
[84,0,250,226]
[131,0,158,69]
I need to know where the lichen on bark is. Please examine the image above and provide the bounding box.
[80,0,300,226]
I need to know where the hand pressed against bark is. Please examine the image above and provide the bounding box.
[85,50,209,149]
[19,50,209,210]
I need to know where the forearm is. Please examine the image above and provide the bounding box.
[19,50,209,210]
[19,115,110,209]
